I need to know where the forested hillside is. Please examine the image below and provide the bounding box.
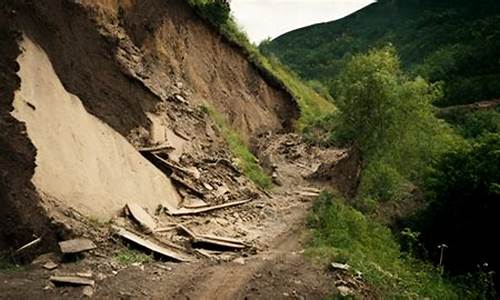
[262,0,500,106]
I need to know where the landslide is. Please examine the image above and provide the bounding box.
[0,0,299,256]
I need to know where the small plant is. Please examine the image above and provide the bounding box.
[113,248,153,265]
[0,254,22,273]
[203,104,272,189]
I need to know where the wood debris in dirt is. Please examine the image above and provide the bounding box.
[15,237,42,253]
[138,144,174,154]
[169,199,252,216]
[112,226,191,262]
[59,239,96,254]
[49,275,95,287]
[182,197,209,209]
[126,203,157,233]
[170,174,205,198]
[177,225,247,250]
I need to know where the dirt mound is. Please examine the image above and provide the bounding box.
[0,0,298,256]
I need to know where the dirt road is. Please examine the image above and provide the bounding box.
[0,134,342,299]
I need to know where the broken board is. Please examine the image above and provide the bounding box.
[170,199,252,216]
[126,203,157,233]
[50,276,95,287]
[112,226,191,262]
[59,239,96,254]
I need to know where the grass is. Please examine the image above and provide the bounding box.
[203,104,272,189]
[188,0,336,131]
[306,192,465,299]
[0,254,22,273]
[113,248,153,265]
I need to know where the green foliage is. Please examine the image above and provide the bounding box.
[114,248,153,265]
[444,108,500,139]
[188,0,335,131]
[333,47,457,203]
[203,104,272,189]
[264,0,500,106]
[307,192,463,298]
[411,133,500,292]
[0,254,22,273]
[188,0,230,26]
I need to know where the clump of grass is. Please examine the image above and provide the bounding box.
[113,248,153,265]
[0,254,22,273]
[306,192,465,298]
[203,104,272,189]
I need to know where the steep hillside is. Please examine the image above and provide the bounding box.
[0,0,300,256]
[263,0,500,106]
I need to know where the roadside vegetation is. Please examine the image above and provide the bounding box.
[113,248,153,265]
[0,254,22,273]
[308,192,463,299]
[202,104,272,189]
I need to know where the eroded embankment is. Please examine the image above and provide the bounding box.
[0,0,299,256]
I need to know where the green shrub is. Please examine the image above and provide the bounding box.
[188,0,230,26]
[332,46,458,204]
[0,254,22,273]
[203,104,272,189]
[307,192,466,298]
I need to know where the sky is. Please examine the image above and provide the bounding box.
[231,0,375,43]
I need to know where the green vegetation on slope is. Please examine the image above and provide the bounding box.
[329,47,458,206]
[263,0,500,106]
[308,193,465,298]
[188,0,335,130]
[202,104,272,189]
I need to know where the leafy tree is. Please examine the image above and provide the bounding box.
[333,46,456,202]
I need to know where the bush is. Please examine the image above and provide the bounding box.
[307,192,462,298]
[203,104,272,189]
[188,0,230,26]
[332,46,457,204]
[412,133,500,294]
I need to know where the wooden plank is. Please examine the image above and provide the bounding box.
[170,174,205,198]
[15,237,42,253]
[199,234,246,246]
[112,226,190,262]
[49,276,95,286]
[176,224,197,239]
[59,239,96,254]
[126,203,156,233]
[169,199,252,216]
[138,144,173,153]
[193,237,246,250]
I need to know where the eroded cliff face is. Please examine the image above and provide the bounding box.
[0,0,298,255]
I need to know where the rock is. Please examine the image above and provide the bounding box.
[59,239,96,254]
[330,262,351,272]
[233,257,245,265]
[337,285,353,297]
[43,261,58,270]
[49,276,95,287]
[82,286,94,298]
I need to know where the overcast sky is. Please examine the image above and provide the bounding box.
[231,0,375,43]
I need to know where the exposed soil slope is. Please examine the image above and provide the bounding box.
[0,0,298,255]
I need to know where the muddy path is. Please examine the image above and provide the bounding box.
[0,134,343,299]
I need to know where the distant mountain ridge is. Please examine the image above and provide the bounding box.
[263,0,500,106]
